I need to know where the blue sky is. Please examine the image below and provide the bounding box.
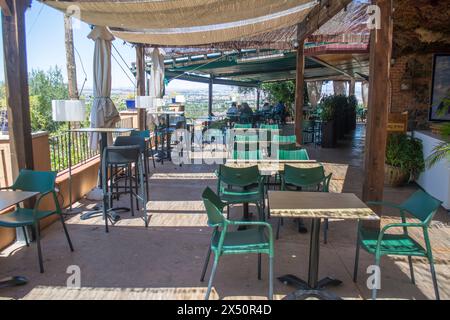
[0,1,204,91]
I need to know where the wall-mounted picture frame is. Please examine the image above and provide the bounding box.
[429,54,450,121]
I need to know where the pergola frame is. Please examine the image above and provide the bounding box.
[1,0,391,220]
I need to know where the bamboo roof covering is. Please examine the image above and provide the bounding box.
[42,0,369,48]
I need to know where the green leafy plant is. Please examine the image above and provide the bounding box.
[426,123,450,169]
[386,133,425,179]
[348,95,358,111]
[318,95,335,121]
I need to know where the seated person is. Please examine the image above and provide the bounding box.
[239,102,254,116]
[227,102,238,115]
[262,102,271,112]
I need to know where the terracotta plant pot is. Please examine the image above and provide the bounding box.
[384,164,408,187]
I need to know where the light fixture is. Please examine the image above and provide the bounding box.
[52,99,86,214]
[175,95,186,104]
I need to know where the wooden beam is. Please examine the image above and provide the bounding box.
[294,38,305,145]
[2,0,33,177]
[135,44,146,131]
[64,15,79,100]
[0,0,11,16]
[297,0,353,39]
[308,56,355,80]
[362,0,393,222]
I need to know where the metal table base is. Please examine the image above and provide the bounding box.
[279,218,342,300]
[0,276,28,289]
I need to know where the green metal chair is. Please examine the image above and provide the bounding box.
[130,130,156,169]
[234,123,252,129]
[200,187,274,300]
[0,170,74,273]
[278,165,332,240]
[278,149,309,160]
[216,165,265,221]
[260,124,279,130]
[272,135,296,143]
[354,189,442,300]
[232,150,260,161]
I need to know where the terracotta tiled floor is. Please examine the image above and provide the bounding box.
[0,124,449,300]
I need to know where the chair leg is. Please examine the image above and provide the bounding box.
[276,218,281,240]
[258,253,262,280]
[429,258,440,300]
[205,256,219,300]
[22,226,29,247]
[269,256,274,300]
[353,239,360,283]
[372,256,380,300]
[200,246,212,282]
[60,215,74,252]
[127,165,134,217]
[226,205,230,220]
[408,256,415,285]
[34,222,44,273]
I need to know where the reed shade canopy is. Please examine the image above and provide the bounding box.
[42,0,319,46]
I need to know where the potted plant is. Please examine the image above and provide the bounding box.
[348,95,358,131]
[319,95,337,148]
[385,133,425,186]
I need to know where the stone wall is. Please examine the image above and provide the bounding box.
[389,0,450,129]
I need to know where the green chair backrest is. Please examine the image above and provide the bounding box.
[284,165,328,190]
[400,190,442,224]
[12,170,56,194]
[272,135,296,143]
[233,150,259,160]
[130,130,151,138]
[235,135,258,142]
[218,165,260,188]
[202,187,226,227]
[278,149,309,160]
[277,143,298,151]
[234,123,252,129]
[260,124,279,130]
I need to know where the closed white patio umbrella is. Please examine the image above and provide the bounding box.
[147,47,166,128]
[88,26,120,150]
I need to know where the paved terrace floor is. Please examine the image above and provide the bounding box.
[0,124,449,300]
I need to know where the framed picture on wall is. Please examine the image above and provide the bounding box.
[429,54,450,121]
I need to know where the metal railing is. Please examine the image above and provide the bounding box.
[49,131,99,172]
[49,117,136,172]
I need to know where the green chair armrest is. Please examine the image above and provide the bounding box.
[33,190,54,215]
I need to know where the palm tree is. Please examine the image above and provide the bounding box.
[426,123,450,168]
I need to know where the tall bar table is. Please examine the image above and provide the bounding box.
[68,127,135,221]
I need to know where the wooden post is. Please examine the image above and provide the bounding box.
[294,39,305,144]
[256,87,261,110]
[208,75,214,116]
[362,0,393,221]
[64,15,78,100]
[136,44,146,130]
[2,0,34,177]
[349,78,356,96]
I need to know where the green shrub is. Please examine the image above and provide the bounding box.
[386,133,425,179]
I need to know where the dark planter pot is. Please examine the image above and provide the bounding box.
[125,99,136,109]
[321,120,336,148]
[336,115,345,139]
[351,110,357,130]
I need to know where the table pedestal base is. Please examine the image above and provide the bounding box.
[0,276,28,289]
[278,274,342,300]
[80,206,129,222]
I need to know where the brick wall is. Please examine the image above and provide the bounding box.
[390,53,433,130]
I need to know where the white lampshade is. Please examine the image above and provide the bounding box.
[155,98,164,108]
[52,100,86,122]
[136,96,153,109]
[175,95,186,103]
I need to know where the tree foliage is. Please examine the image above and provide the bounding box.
[261,80,308,116]
[28,67,69,133]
